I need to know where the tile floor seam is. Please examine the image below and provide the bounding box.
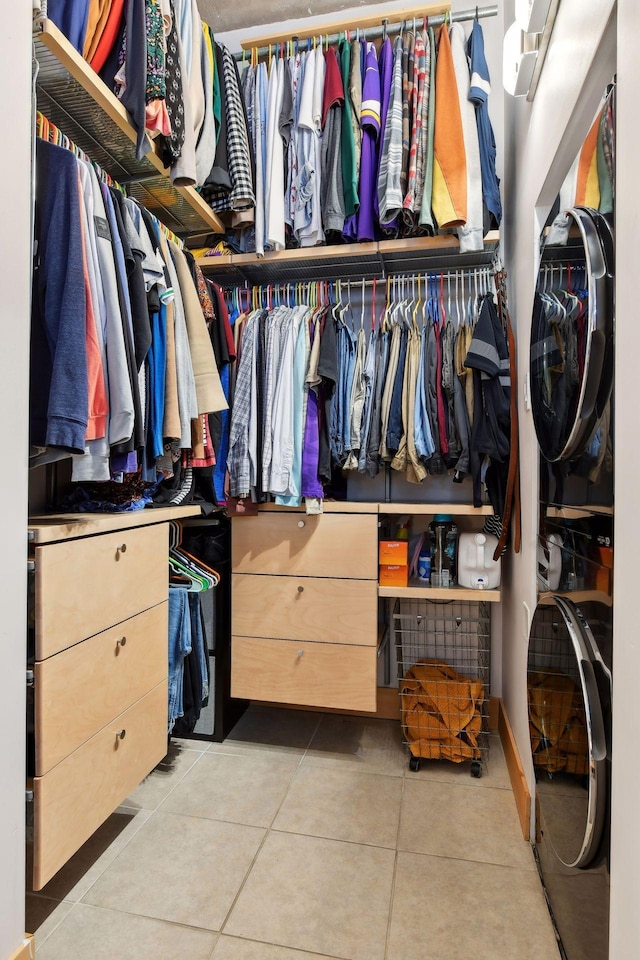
[72,808,160,905]
[268,825,399,851]
[211,934,349,960]
[266,827,405,854]
[61,899,222,937]
[150,747,208,814]
[299,712,326,762]
[384,850,400,960]
[383,772,408,960]
[264,744,316,831]
[394,846,538,873]
[217,821,273,935]
[31,898,80,948]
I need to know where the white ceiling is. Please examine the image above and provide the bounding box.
[196,0,392,34]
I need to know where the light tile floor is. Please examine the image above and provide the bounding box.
[27,707,561,960]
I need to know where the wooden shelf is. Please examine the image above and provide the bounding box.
[379,503,493,516]
[28,505,202,544]
[379,583,501,602]
[538,590,612,608]
[256,501,378,514]
[196,231,500,285]
[239,3,449,50]
[546,505,613,520]
[33,18,224,238]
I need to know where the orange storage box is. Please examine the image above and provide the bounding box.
[379,564,409,588]
[379,540,409,564]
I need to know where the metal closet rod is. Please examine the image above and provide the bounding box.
[232,4,498,61]
[222,267,494,291]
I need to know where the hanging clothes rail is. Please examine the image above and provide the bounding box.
[234,4,498,60]
[35,111,185,249]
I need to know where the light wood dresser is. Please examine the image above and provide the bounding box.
[27,506,199,890]
[231,504,379,712]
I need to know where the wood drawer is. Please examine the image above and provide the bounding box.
[232,512,378,579]
[232,574,377,646]
[34,602,168,776]
[35,524,168,659]
[231,635,377,712]
[32,681,167,891]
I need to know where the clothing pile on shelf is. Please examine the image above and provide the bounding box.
[240,18,500,255]
[44,4,501,251]
[226,272,514,522]
[31,135,232,507]
[45,0,255,202]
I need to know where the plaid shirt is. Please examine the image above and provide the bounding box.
[404,31,427,221]
[208,44,255,213]
[378,36,404,226]
[228,312,259,497]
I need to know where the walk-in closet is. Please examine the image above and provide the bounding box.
[0,2,637,959]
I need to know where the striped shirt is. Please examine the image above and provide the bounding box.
[378,35,404,228]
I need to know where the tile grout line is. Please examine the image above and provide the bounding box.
[384,771,408,960]
[212,933,348,960]
[146,744,209,813]
[31,898,81,948]
[216,711,326,937]
[67,807,158,906]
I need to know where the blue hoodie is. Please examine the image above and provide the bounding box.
[47,0,90,55]
[31,140,88,453]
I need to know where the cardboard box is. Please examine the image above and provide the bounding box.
[379,540,409,564]
[379,564,409,588]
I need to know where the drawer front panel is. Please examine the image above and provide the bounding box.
[232,574,377,646]
[34,602,168,776]
[231,636,377,712]
[35,524,168,659]
[232,513,378,579]
[32,681,167,891]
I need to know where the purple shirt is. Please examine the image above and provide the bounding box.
[301,388,323,498]
[357,43,381,242]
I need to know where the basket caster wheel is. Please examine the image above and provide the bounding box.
[409,757,421,772]
[471,761,482,779]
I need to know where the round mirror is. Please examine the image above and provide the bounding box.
[527,596,610,868]
[530,207,614,463]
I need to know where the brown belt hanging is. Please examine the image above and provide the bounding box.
[493,270,521,560]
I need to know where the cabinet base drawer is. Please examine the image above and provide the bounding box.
[35,602,168,776]
[232,512,378,579]
[232,574,377,645]
[231,636,376,712]
[32,681,167,891]
[35,524,168,659]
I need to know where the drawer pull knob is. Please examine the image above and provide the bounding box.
[116,729,126,742]
[297,585,304,594]
[115,636,127,653]
[297,650,304,658]
[297,520,305,528]
[115,543,127,560]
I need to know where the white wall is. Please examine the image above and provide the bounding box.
[501,0,616,812]
[0,1,32,957]
[609,1,640,954]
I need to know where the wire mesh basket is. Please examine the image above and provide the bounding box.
[394,599,491,777]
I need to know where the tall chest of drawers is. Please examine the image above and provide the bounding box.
[231,505,379,712]
[27,507,198,891]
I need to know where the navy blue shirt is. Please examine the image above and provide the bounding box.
[468,21,502,229]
